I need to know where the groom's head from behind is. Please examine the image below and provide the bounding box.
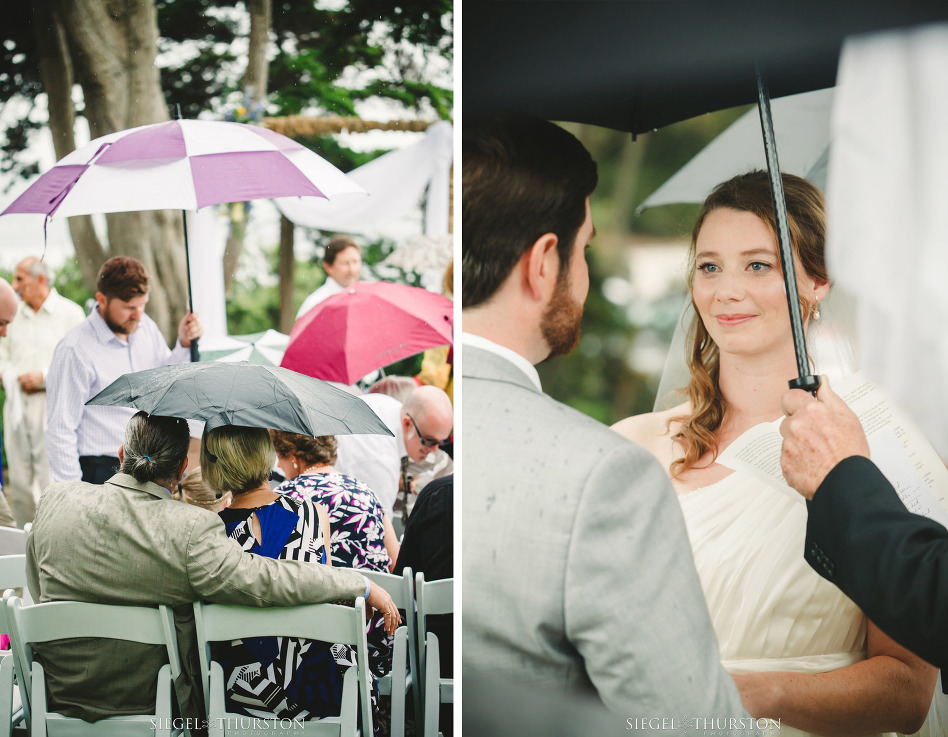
[462,116,598,364]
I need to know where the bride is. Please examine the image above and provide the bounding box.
[613,171,936,737]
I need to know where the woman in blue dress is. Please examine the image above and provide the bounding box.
[202,425,351,720]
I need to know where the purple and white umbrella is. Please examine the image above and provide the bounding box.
[1,119,365,361]
[1,119,364,218]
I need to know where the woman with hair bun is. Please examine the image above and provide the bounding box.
[171,465,231,513]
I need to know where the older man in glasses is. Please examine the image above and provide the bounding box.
[335,385,453,517]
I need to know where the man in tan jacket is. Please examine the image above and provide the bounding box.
[27,411,399,723]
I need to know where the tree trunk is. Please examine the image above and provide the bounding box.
[245,0,271,104]
[223,0,272,297]
[31,0,107,290]
[50,0,186,343]
[222,206,245,294]
[277,215,295,334]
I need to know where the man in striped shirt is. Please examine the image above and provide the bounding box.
[45,256,202,484]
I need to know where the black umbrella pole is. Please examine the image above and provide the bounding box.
[755,66,819,395]
[181,210,200,362]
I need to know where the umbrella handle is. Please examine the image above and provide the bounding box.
[190,337,200,363]
[789,375,820,393]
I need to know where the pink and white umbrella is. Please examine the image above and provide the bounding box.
[1,119,363,218]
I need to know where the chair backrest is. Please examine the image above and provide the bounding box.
[414,575,453,737]
[415,574,453,635]
[0,555,27,593]
[0,560,31,725]
[340,567,417,734]
[194,597,373,733]
[0,531,26,558]
[354,568,412,611]
[6,597,181,703]
[340,567,417,673]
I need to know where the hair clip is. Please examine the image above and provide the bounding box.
[143,455,151,461]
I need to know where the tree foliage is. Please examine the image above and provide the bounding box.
[0,0,452,341]
[0,0,451,189]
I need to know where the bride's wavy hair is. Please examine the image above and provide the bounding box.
[670,171,827,478]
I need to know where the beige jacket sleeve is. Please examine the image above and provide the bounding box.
[185,510,364,606]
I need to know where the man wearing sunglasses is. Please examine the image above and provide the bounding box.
[336,384,453,517]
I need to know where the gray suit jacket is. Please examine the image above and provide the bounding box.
[462,345,746,718]
[26,473,365,722]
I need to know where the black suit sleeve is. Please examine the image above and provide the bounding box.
[394,474,453,581]
[805,455,948,669]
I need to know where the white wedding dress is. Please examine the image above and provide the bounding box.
[680,470,891,737]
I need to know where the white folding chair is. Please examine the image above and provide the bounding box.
[0,556,28,736]
[194,597,373,737]
[0,530,26,557]
[414,574,453,737]
[341,568,416,737]
[6,596,181,736]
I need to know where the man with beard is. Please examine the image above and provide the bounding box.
[461,117,747,722]
[46,256,202,483]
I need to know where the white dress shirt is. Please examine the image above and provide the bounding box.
[45,307,190,482]
[0,289,86,386]
[295,277,344,320]
[335,392,406,516]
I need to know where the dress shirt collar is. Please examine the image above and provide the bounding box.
[462,332,542,392]
[90,305,134,347]
[39,288,63,315]
[26,287,63,318]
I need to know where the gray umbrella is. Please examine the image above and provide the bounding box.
[86,361,393,437]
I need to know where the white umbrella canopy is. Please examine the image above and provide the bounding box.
[199,329,290,367]
[637,88,834,213]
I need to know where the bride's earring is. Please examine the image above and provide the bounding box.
[812,299,821,322]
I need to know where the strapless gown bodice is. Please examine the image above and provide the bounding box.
[680,472,866,672]
[679,471,893,737]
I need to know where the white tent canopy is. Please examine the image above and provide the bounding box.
[274,120,453,236]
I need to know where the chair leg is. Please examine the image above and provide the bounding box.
[154,665,172,737]
[423,634,440,737]
[390,628,407,737]
[0,654,12,737]
[207,663,226,737]
[30,662,45,737]
[408,617,422,730]
[339,666,358,737]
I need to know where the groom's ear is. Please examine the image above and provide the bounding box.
[522,233,560,302]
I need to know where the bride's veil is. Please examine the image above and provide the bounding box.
[652,284,861,413]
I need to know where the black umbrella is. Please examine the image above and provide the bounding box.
[86,361,394,437]
[465,0,948,391]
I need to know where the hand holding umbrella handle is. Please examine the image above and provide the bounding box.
[789,374,820,395]
[190,338,200,363]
